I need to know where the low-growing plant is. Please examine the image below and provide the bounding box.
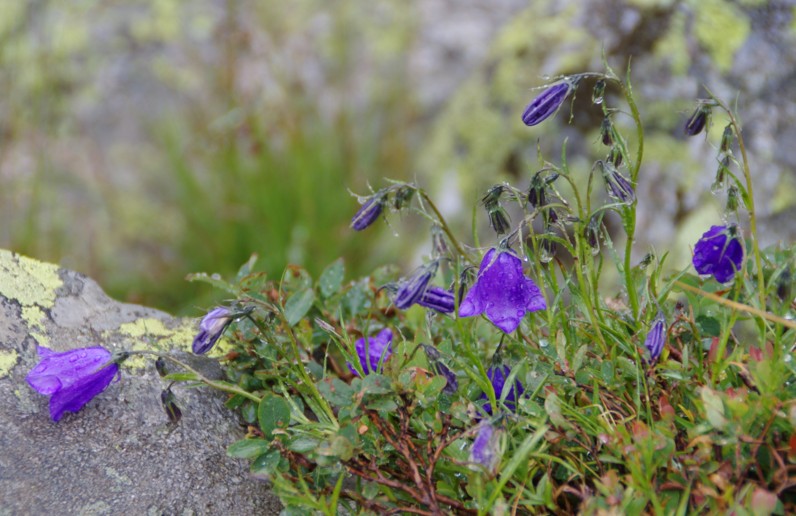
[27,62,796,514]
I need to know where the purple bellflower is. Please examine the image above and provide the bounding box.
[350,193,385,231]
[417,286,455,314]
[644,313,666,364]
[599,160,635,204]
[459,248,546,333]
[348,328,393,377]
[521,81,575,127]
[470,422,502,472]
[684,105,710,136]
[26,346,120,421]
[193,306,234,354]
[481,365,524,415]
[394,263,437,310]
[692,225,744,283]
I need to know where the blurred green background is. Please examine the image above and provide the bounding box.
[2,0,794,314]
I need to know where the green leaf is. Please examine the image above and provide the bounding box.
[284,288,315,326]
[361,374,391,395]
[250,450,281,476]
[235,253,259,281]
[700,387,727,430]
[185,272,239,295]
[317,378,355,408]
[227,438,271,459]
[287,436,320,453]
[258,395,292,439]
[696,315,720,337]
[318,258,345,298]
[163,372,198,382]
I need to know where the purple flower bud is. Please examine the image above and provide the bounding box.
[692,224,744,283]
[348,328,393,376]
[459,248,546,333]
[421,344,458,394]
[600,118,613,146]
[487,207,511,235]
[394,263,437,310]
[521,82,574,127]
[644,313,666,364]
[470,422,502,472]
[480,365,524,414]
[350,194,385,231]
[161,388,182,425]
[26,346,120,421]
[417,286,455,314]
[599,161,635,204]
[193,306,234,354]
[720,124,734,153]
[685,105,710,136]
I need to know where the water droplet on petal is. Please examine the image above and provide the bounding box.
[34,363,47,373]
[79,352,87,358]
[69,355,79,362]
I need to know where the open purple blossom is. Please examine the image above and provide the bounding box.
[26,346,120,421]
[521,80,576,126]
[644,313,666,364]
[470,422,502,472]
[598,160,635,204]
[193,306,234,354]
[459,248,546,333]
[417,286,455,314]
[480,365,524,415]
[692,225,744,283]
[350,193,385,231]
[348,328,393,377]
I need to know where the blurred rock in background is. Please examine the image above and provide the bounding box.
[1,0,794,314]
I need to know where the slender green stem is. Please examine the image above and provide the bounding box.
[121,350,262,403]
[417,189,474,264]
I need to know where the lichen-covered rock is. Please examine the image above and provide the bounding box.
[0,250,281,514]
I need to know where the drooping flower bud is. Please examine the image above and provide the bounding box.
[643,313,666,364]
[161,388,182,425]
[684,104,710,136]
[192,307,234,354]
[584,213,604,253]
[521,80,577,127]
[350,192,386,231]
[421,344,458,394]
[392,185,415,211]
[394,262,438,310]
[155,357,169,377]
[600,117,613,146]
[608,146,623,167]
[598,160,635,204]
[726,185,740,213]
[417,286,455,314]
[720,124,734,154]
[482,185,511,235]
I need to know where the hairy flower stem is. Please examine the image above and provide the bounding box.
[417,189,474,265]
[707,92,767,327]
[122,350,262,403]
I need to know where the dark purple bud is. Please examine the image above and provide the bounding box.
[348,328,393,376]
[776,266,792,304]
[584,213,604,252]
[720,124,734,153]
[599,161,635,204]
[421,345,458,394]
[350,193,385,231]
[417,286,455,314]
[685,105,710,136]
[644,313,666,364]
[431,224,449,257]
[470,422,502,472]
[26,346,120,421]
[592,79,606,104]
[608,147,623,167]
[600,118,613,146]
[522,82,574,127]
[481,185,507,210]
[161,388,182,424]
[488,207,511,235]
[192,306,234,354]
[394,263,437,310]
[692,224,744,283]
[155,357,168,377]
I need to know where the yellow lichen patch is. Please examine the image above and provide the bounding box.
[22,305,47,333]
[0,349,19,378]
[693,0,750,72]
[0,250,63,308]
[113,317,204,370]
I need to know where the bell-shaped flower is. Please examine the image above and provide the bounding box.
[348,328,393,377]
[417,286,455,314]
[26,346,120,421]
[480,365,524,415]
[644,313,666,364]
[692,225,744,283]
[459,248,546,333]
[470,421,503,473]
[192,306,234,354]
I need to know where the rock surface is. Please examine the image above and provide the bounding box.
[0,250,282,514]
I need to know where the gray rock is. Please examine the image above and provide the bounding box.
[0,250,281,515]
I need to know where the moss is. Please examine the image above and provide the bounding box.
[0,349,19,379]
[693,0,750,72]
